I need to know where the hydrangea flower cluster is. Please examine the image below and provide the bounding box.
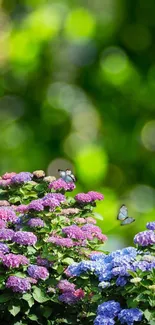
[75,191,104,203]
[94,300,143,325]
[12,231,37,245]
[27,265,49,280]
[2,253,29,268]
[49,178,75,191]
[27,218,44,228]
[57,279,84,305]
[0,207,17,223]
[66,246,138,284]
[6,276,31,293]
[134,230,155,246]
[11,172,33,184]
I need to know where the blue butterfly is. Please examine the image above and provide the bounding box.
[117,205,135,226]
[58,169,77,183]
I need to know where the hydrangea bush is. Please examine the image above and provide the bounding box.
[0,170,107,324]
[67,224,155,324]
[0,170,154,324]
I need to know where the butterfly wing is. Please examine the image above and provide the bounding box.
[121,217,135,226]
[117,205,128,221]
[64,175,73,183]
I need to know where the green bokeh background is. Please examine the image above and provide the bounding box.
[0,0,155,249]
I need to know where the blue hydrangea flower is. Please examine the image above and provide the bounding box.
[118,308,143,325]
[146,221,155,231]
[97,300,121,318]
[94,315,115,325]
[116,276,128,287]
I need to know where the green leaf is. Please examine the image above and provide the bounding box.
[43,306,52,318]
[14,272,25,278]
[62,257,75,265]
[144,309,152,321]
[28,314,38,321]
[8,304,21,316]
[32,288,50,303]
[27,246,36,255]
[0,293,12,303]
[35,184,46,192]
[22,293,32,301]
[9,196,21,204]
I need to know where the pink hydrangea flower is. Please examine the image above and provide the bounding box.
[0,207,17,223]
[2,172,16,180]
[47,236,74,248]
[75,193,92,203]
[87,191,104,201]
[49,178,75,191]
[2,253,29,268]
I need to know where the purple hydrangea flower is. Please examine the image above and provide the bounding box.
[0,220,7,228]
[0,207,17,223]
[49,178,75,191]
[57,280,76,292]
[27,218,44,228]
[97,300,121,318]
[37,256,52,268]
[0,243,10,254]
[47,236,74,247]
[11,172,32,184]
[2,253,29,268]
[15,205,28,213]
[146,221,155,231]
[42,197,60,210]
[62,225,88,240]
[0,228,14,240]
[75,193,92,203]
[88,191,104,201]
[118,308,143,325]
[43,193,65,203]
[133,260,153,272]
[94,315,115,325]
[27,264,49,280]
[58,289,84,305]
[134,230,155,246]
[6,276,31,293]
[81,224,108,242]
[13,231,37,246]
[28,199,44,211]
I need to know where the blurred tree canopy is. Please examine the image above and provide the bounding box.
[0,0,155,247]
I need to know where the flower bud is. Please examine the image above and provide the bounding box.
[0,200,10,206]
[148,285,155,291]
[43,176,56,183]
[142,255,155,262]
[130,277,141,284]
[33,170,45,178]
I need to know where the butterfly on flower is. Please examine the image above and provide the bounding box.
[117,205,135,226]
[58,169,77,183]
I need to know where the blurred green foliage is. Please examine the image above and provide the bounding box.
[0,0,155,248]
